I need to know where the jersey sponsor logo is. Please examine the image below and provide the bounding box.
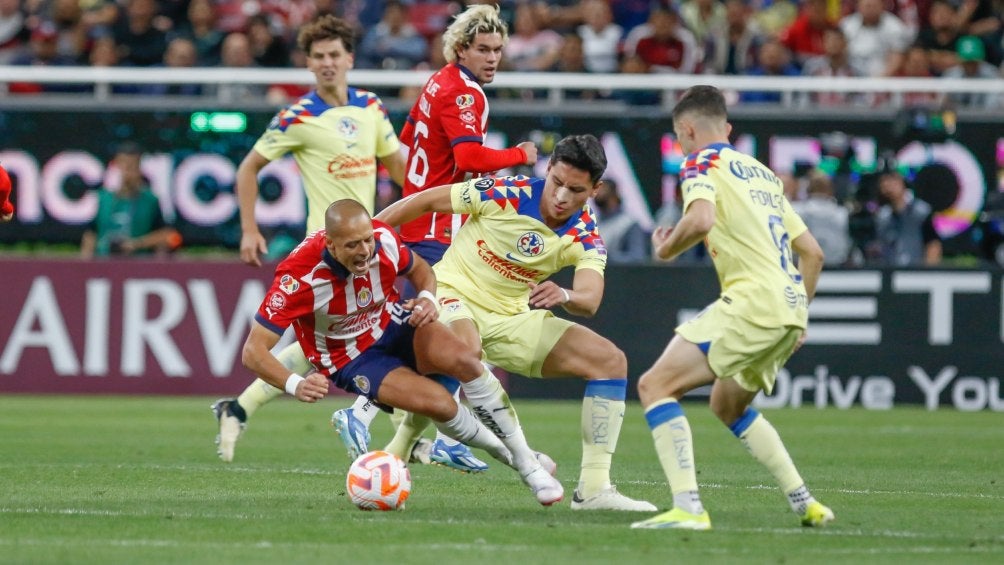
[356,287,373,308]
[279,274,299,294]
[353,375,371,394]
[476,240,542,282]
[327,154,376,179]
[456,93,475,108]
[474,178,495,191]
[337,117,359,140]
[268,293,286,311]
[729,159,780,185]
[504,252,526,263]
[440,297,462,313]
[516,231,545,257]
[460,110,476,124]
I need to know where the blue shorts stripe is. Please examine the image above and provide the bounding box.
[729,407,760,437]
[644,401,684,429]
[429,374,460,394]
[697,340,711,355]
[584,379,626,401]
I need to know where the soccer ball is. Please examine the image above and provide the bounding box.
[346,450,411,511]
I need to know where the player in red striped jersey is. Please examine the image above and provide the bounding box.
[243,199,563,505]
[335,4,538,472]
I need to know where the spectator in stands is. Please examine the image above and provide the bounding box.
[941,35,1002,108]
[610,0,655,36]
[680,0,726,47]
[839,0,913,76]
[81,142,180,259]
[211,32,267,101]
[916,0,963,75]
[140,37,204,96]
[172,0,223,66]
[871,164,942,266]
[112,0,168,66]
[49,0,90,63]
[800,27,863,106]
[751,0,799,38]
[504,3,563,72]
[631,7,699,74]
[247,14,292,67]
[956,0,1002,65]
[779,0,834,67]
[0,0,30,64]
[793,170,851,266]
[356,1,428,70]
[594,178,650,264]
[615,53,661,105]
[741,39,801,103]
[9,21,79,93]
[577,0,622,73]
[704,0,764,75]
[894,45,942,106]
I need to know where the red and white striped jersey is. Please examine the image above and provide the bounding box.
[255,220,414,375]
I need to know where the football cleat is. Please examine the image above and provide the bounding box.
[331,408,371,461]
[429,439,489,473]
[211,398,246,463]
[801,501,835,527]
[630,507,712,530]
[521,465,564,506]
[571,486,658,512]
[409,437,434,465]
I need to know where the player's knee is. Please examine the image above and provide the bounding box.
[423,392,458,422]
[585,342,626,379]
[637,372,661,405]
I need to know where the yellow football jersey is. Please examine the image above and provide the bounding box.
[435,176,607,316]
[680,143,809,328]
[253,88,400,230]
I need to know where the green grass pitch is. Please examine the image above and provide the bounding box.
[1,395,1001,564]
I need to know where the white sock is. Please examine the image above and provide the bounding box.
[672,490,704,515]
[786,484,815,515]
[348,396,379,427]
[434,388,462,446]
[461,370,537,474]
[435,405,512,466]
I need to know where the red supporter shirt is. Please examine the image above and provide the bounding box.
[398,63,489,245]
[254,221,413,375]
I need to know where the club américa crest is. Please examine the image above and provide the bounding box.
[516,231,545,257]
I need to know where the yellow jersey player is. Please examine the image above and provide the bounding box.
[212,15,406,462]
[630,85,832,530]
[376,135,656,511]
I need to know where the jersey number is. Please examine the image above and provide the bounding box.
[768,215,802,283]
[406,120,430,189]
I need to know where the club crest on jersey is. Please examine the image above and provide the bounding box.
[279,274,299,294]
[268,293,286,311]
[337,117,359,140]
[474,178,495,191]
[353,375,371,394]
[516,231,545,257]
[456,94,475,108]
[460,110,476,124]
[356,287,373,308]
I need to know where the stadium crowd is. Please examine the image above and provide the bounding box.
[1,0,1003,107]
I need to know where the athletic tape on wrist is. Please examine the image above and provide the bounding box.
[285,374,305,396]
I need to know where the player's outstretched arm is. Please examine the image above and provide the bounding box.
[792,230,824,303]
[652,199,715,261]
[375,185,454,227]
[529,268,605,317]
[241,322,328,402]
[379,149,407,187]
[235,150,271,267]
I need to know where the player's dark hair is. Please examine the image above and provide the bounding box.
[298,14,356,55]
[672,85,728,123]
[550,135,607,183]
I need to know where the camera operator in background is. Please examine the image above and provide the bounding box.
[870,159,943,266]
[80,142,180,259]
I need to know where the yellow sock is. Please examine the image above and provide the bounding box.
[645,398,699,494]
[384,412,431,460]
[388,408,406,431]
[731,408,804,493]
[236,342,311,418]
[577,379,627,497]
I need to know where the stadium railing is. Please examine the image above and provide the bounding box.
[1,66,1001,110]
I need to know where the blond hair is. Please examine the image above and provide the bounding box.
[442,4,508,63]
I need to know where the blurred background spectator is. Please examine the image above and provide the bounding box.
[801,27,863,106]
[941,35,1002,109]
[246,13,291,68]
[594,178,650,264]
[741,39,800,102]
[357,0,427,70]
[112,0,167,66]
[171,0,223,66]
[703,0,763,75]
[577,0,622,73]
[839,0,914,77]
[505,3,563,72]
[80,142,180,259]
[779,0,834,67]
[870,162,943,266]
[916,0,963,75]
[628,7,698,74]
[792,169,852,266]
